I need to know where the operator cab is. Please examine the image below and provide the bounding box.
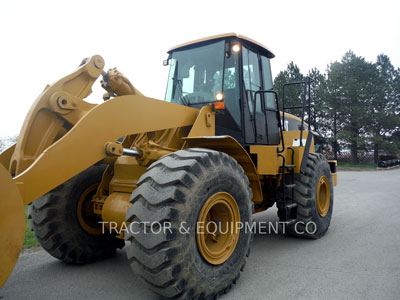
[165,33,280,146]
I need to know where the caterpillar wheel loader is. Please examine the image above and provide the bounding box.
[0,33,337,299]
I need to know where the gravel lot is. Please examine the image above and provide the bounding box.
[2,169,400,300]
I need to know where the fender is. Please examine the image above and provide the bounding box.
[183,136,263,205]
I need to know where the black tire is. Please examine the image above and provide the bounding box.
[28,165,124,264]
[278,153,334,239]
[125,148,253,299]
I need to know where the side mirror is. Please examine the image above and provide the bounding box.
[163,59,169,66]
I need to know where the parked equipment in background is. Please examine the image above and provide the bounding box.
[378,157,400,169]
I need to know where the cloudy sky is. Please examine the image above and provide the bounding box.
[0,0,399,137]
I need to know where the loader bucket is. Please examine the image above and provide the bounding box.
[0,164,25,287]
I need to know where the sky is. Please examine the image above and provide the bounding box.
[0,0,399,137]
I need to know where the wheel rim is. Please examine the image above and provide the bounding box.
[77,184,102,235]
[317,176,330,217]
[197,192,240,265]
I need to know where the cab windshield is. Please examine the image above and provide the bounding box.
[165,41,225,105]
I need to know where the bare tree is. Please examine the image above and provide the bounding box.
[0,135,18,153]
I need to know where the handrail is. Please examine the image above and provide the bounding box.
[282,77,314,147]
[299,80,307,146]
[284,105,314,110]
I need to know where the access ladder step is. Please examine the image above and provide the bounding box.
[285,219,297,226]
[285,203,297,209]
[284,184,296,189]
[284,164,296,169]
[277,202,297,210]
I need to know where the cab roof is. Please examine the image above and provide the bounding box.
[168,33,275,58]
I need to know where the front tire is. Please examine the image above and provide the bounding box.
[125,148,253,299]
[29,165,124,264]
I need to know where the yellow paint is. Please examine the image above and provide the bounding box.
[280,111,308,125]
[249,145,280,175]
[317,175,331,217]
[0,144,15,169]
[187,105,215,137]
[101,192,131,233]
[250,131,313,175]
[77,184,103,235]
[196,192,240,265]
[281,130,315,153]
[331,173,337,186]
[110,156,147,193]
[0,165,25,288]
[10,56,101,175]
[13,95,199,206]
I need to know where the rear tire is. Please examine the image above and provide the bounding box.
[125,148,253,299]
[28,165,124,264]
[278,153,334,239]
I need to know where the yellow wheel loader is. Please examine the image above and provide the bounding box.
[0,33,337,299]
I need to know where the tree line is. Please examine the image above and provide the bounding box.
[274,51,400,164]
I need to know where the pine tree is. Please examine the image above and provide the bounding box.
[326,51,376,164]
[273,62,304,116]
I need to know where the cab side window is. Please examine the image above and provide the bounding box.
[261,56,276,110]
[242,47,262,113]
[222,49,241,126]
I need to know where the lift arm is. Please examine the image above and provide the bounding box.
[0,55,199,287]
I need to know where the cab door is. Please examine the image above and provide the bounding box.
[242,47,268,144]
[261,56,280,145]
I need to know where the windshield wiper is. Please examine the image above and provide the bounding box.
[172,77,189,106]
